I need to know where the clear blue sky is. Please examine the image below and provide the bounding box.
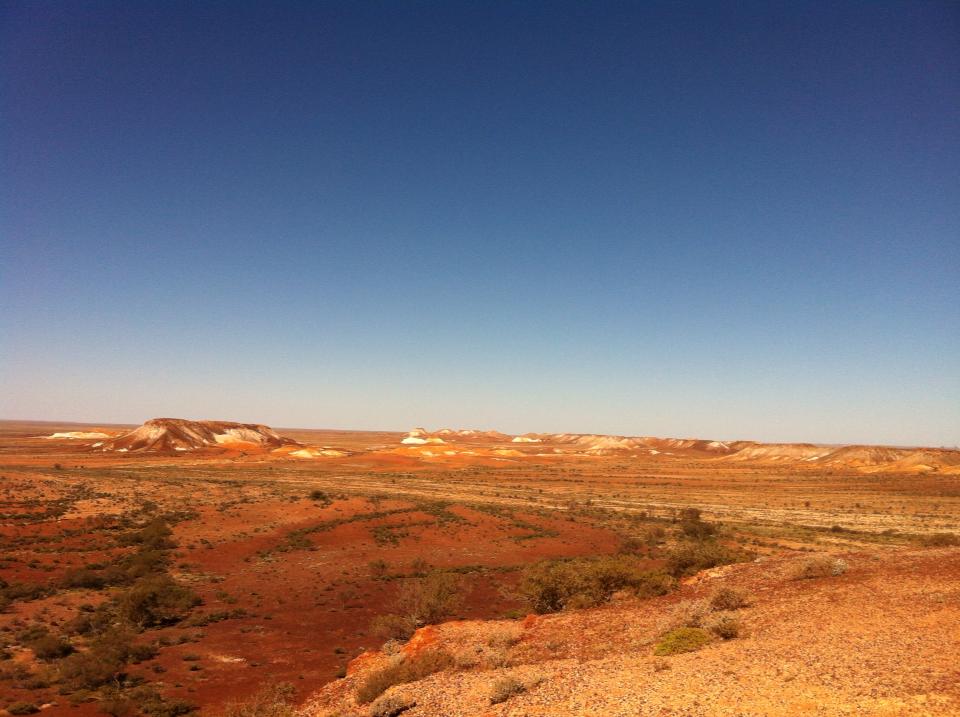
[2,1,958,446]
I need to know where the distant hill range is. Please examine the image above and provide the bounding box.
[36,418,959,473]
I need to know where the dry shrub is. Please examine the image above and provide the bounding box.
[370,614,416,642]
[518,556,674,614]
[489,676,526,704]
[356,649,454,704]
[664,541,745,578]
[705,611,741,639]
[662,599,710,631]
[369,693,416,717]
[27,633,74,661]
[381,639,402,656]
[920,532,960,547]
[219,682,296,717]
[117,574,200,627]
[396,572,462,626]
[709,587,749,611]
[790,556,847,580]
[486,624,522,651]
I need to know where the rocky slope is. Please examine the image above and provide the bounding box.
[300,548,960,717]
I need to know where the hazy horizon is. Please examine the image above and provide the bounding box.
[3,1,958,447]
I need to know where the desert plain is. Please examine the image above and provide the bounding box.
[1,418,958,717]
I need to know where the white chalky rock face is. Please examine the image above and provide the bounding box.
[45,432,110,440]
[96,418,297,453]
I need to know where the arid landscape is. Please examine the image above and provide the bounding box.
[1,418,958,716]
[6,2,958,715]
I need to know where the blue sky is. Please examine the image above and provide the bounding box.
[2,1,958,445]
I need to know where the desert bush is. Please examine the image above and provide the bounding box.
[706,611,741,639]
[308,490,333,506]
[369,693,416,717]
[395,572,462,626]
[57,627,135,690]
[356,649,454,704]
[117,575,200,627]
[663,599,710,630]
[65,604,116,636]
[27,633,74,661]
[664,541,743,578]
[653,627,712,656]
[119,517,175,551]
[489,676,526,704]
[7,703,39,716]
[709,587,749,611]
[790,556,847,580]
[219,682,295,717]
[370,614,416,642]
[120,549,170,580]
[678,508,718,540]
[100,686,195,717]
[61,568,110,590]
[518,556,674,613]
[920,532,960,547]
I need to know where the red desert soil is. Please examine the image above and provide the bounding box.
[1,419,959,716]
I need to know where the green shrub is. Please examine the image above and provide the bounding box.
[7,703,39,716]
[356,649,454,704]
[653,627,712,656]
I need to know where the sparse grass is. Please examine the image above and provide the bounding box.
[356,649,454,704]
[653,627,713,656]
[489,676,526,704]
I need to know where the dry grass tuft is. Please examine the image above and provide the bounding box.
[790,556,848,580]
